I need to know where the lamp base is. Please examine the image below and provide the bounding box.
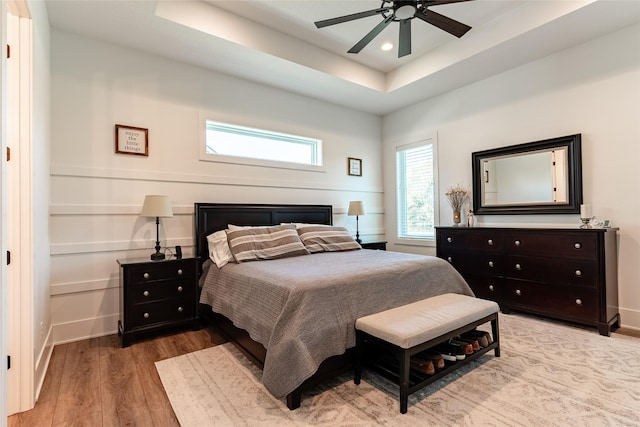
[150,251,165,261]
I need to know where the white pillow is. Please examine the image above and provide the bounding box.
[206,230,234,268]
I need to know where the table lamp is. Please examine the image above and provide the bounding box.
[140,195,173,260]
[348,201,365,244]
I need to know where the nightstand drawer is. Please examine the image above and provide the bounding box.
[130,297,194,328]
[129,279,193,304]
[361,241,387,251]
[125,260,195,285]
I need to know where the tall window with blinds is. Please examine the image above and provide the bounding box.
[396,141,436,240]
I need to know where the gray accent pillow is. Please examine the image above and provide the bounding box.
[296,225,362,253]
[226,224,309,262]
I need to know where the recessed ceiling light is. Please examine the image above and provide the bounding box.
[381,42,393,51]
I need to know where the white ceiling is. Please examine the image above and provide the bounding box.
[45,0,640,115]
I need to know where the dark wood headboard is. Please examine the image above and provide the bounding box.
[194,203,333,264]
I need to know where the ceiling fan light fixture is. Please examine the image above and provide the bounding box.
[395,2,417,20]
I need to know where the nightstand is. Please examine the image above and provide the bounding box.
[361,241,387,251]
[117,257,199,347]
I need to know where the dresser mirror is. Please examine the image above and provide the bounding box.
[472,134,582,214]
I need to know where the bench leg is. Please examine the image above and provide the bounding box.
[491,314,500,357]
[354,331,363,385]
[399,349,410,414]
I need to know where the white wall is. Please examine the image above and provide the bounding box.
[383,24,640,330]
[49,30,384,344]
[30,0,52,397]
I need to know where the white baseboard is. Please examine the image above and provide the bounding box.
[52,313,120,345]
[619,306,640,331]
[34,326,54,402]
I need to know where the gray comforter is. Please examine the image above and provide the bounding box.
[199,249,473,398]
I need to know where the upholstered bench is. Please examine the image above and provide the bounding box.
[354,293,500,413]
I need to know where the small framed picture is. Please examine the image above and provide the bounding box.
[348,157,362,176]
[115,124,149,156]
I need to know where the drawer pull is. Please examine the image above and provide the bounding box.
[575,298,583,306]
[575,270,582,277]
[488,285,494,291]
[177,306,184,313]
[177,286,183,292]
[177,269,183,276]
[143,312,150,319]
[488,261,494,268]
[447,257,452,263]
[574,242,582,249]
[143,290,150,297]
[515,263,521,271]
[143,273,150,280]
[515,289,522,296]
[447,237,452,243]
[514,240,521,247]
[487,239,493,246]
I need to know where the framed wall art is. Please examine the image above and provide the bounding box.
[115,124,149,156]
[348,157,362,176]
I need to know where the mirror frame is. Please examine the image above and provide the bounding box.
[472,134,582,215]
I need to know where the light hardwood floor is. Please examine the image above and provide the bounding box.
[8,328,225,427]
[8,322,640,426]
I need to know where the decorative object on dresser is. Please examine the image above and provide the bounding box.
[436,226,620,336]
[444,184,469,225]
[348,201,365,243]
[580,203,592,228]
[361,241,387,251]
[117,257,199,347]
[140,195,173,260]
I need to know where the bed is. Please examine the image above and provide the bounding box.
[194,203,473,409]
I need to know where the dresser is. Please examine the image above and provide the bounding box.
[436,227,620,336]
[118,257,199,347]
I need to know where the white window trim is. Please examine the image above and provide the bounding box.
[394,135,439,248]
[198,112,326,173]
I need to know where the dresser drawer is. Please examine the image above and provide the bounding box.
[465,275,503,301]
[505,255,597,286]
[504,231,597,260]
[129,279,193,304]
[442,252,503,277]
[503,280,598,322]
[130,297,194,328]
[126,260,195,284]
[438,229,503,252]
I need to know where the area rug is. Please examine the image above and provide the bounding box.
[155,313,640,426]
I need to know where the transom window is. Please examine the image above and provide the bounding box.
[201,119,323,171]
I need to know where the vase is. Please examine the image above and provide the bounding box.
[453,210,461,225]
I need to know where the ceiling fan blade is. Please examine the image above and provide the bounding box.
[348,15,394,54]
[416,9,471,38]
[315,7,390,28]
[424,0,475,6]
[398,19,411,58]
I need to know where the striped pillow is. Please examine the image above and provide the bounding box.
[296,225,362,253]
[226,224,309,262]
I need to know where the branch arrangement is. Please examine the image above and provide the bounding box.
[445,185,470,211]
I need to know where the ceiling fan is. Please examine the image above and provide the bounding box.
[314,0,475,58]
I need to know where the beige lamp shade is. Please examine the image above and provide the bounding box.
[348,201,365,216]
[140,195,174,218]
